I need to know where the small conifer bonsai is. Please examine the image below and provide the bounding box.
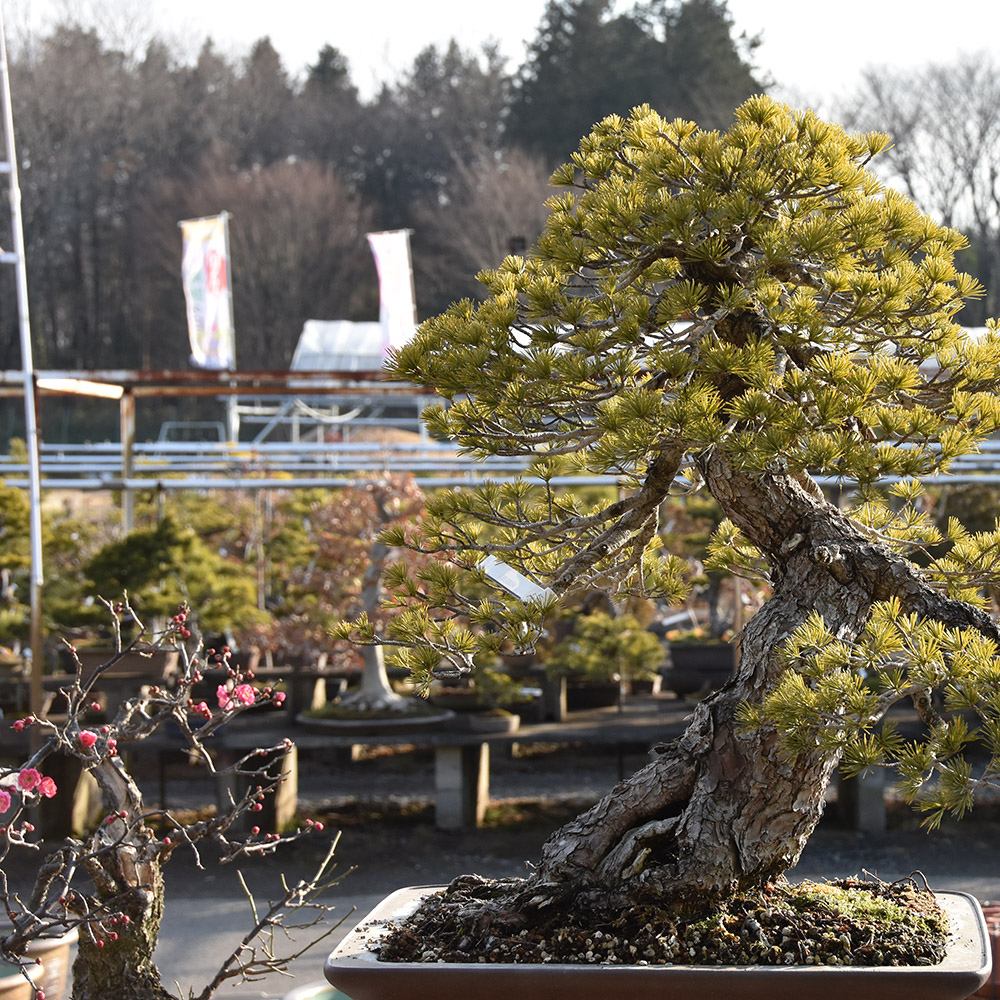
[546,610,663,685]
[339,95,1000,936]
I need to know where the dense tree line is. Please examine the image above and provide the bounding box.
[0,0,763,386]
[0,0,992,416]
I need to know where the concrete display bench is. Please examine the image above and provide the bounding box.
[7,697,924,835]
[260,699,691,830]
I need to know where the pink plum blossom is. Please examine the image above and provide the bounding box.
[218,683,256,710]
[78,730,98,749]
[233,684,256,706]
[39,776,57,798]
[16,768,41,791]
[0,789,10,813]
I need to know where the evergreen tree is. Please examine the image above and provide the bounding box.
[354,39,510,226]
[231,37,295,167]
[342,96,1000,927]
[294,45,363,175]
[656,0,763,122]
[84,516,264,638]
[352,39,512,314]
[508,0,763,165]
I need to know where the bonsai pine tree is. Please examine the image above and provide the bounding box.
[341,95,1000,918]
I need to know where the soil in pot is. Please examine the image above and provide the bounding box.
[378,876,949,967]
[327,881,987,1000]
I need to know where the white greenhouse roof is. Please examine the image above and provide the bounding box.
[290,320,386,372]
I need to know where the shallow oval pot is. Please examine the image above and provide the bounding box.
[295,709,454,736]
[324,885,991,1000]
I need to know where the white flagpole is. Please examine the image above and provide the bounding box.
[0,0,45,715]
[221,210,239,441]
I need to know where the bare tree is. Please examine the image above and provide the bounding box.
[843,53,1000,322]
[415,144,555,303]
[145,149,375,370]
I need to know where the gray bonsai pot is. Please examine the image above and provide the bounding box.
[324,885,991,1000]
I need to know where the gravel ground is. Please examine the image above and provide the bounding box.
[144,738,1000,904]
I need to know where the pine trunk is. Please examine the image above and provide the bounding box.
[465,453,1000,923]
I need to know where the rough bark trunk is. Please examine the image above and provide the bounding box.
[61,757,176,1000]
[458,450,1000,924]
[71,861,172,1000]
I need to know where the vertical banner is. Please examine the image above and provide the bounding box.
[180,213,236,369]
[367,229,417,359]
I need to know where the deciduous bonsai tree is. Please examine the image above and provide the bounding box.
[341,95,1000,924]
[253,475,430,715]
[1,603,339,1000]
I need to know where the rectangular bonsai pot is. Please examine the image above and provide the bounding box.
[324,885,990,1000]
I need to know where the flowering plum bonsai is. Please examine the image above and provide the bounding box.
[339,96,1000,935]
[1,601,340,1000]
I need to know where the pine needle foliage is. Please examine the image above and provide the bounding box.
[744,598,1000,827]
[340,94,1000,770]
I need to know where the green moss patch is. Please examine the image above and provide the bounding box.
[302,700,443,722]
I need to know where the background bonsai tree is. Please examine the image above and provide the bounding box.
[0,480,31,643]
[256,475,429,714]
[341,95,1000,923]
[83,517,267,641]
[546,610,663,685]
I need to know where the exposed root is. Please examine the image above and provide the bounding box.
[596,815,682,882]
[337,688,413,714]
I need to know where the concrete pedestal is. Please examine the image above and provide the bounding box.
[434,743,489,829]
[838,767,886,833]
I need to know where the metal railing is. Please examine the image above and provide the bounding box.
[0,435,998,493]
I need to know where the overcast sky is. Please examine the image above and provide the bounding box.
[4,0,998,107]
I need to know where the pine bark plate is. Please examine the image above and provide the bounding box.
[324,885,990,1000]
